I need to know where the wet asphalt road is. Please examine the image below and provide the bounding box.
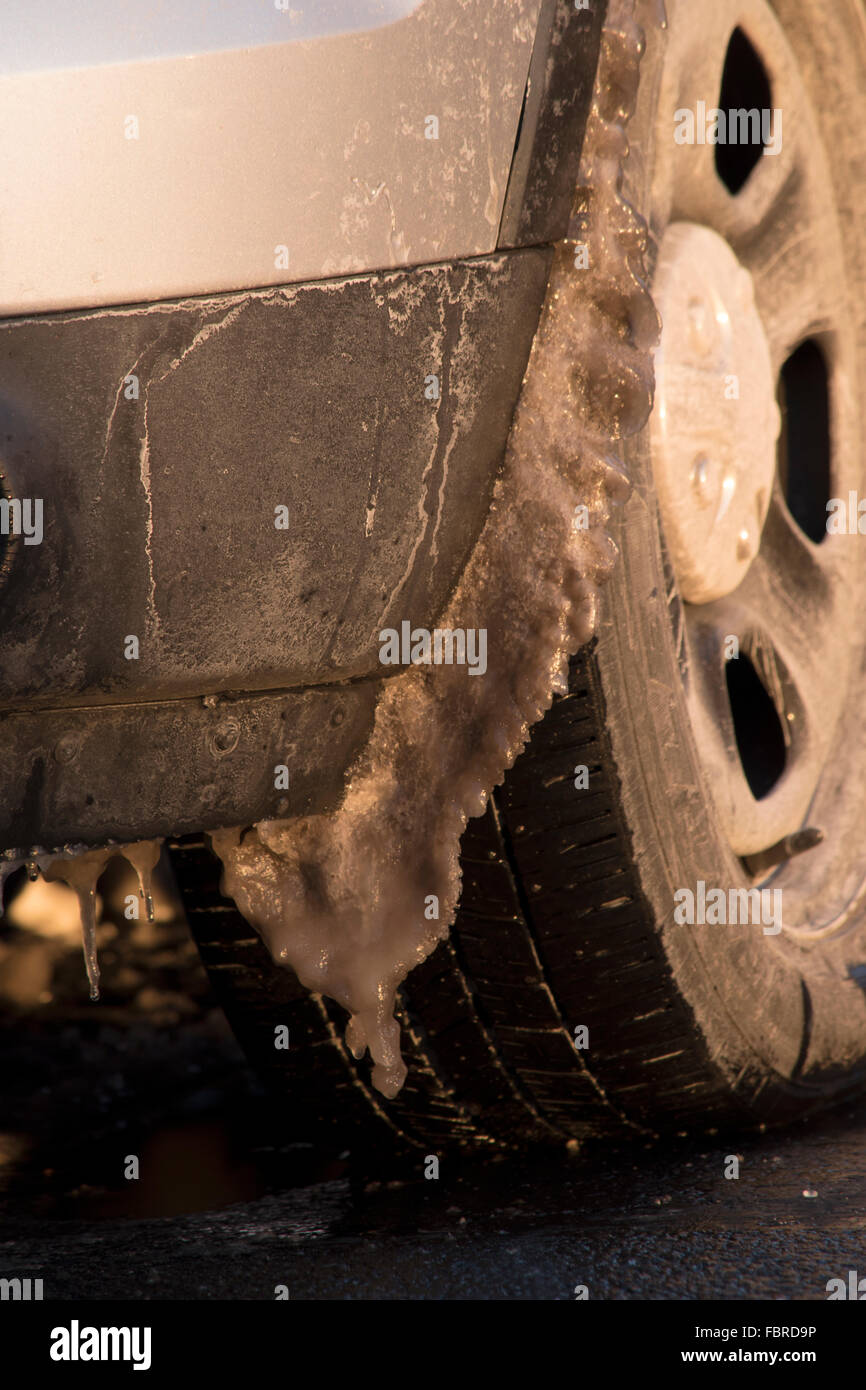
[2,1013,865,1301]
[4,1125,866,1301]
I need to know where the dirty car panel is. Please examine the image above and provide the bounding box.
[0,0,605,855]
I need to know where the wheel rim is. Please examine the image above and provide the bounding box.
[646,0,865,874]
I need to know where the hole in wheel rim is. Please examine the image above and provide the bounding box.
[776,339,831,544]
[715,28,773,195]
[725,651,786,799]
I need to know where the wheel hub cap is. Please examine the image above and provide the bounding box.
[650,221,781,604]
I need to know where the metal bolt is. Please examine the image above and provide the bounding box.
[209,719,240,756]
[743,826,824,876]
[55,733,81,764]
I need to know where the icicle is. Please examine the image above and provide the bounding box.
[1,837,163,1000]
[78,886,100,1000]
[44,848,114,1001]
[122,839,162,923]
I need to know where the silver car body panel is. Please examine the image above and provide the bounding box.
[1,0,541,314]
[4,2,425,72]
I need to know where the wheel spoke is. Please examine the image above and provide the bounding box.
[682,495,849,854]
[738,169,842,373]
